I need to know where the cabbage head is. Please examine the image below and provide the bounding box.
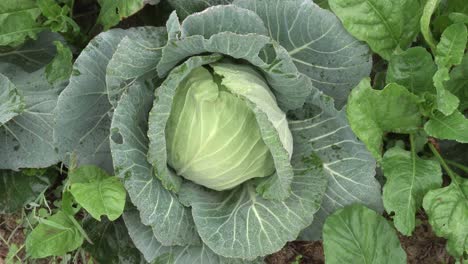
[54,0,383,262]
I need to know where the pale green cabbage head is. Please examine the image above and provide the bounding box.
[166,63,292,190]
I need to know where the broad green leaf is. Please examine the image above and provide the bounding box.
[433,68,459,115]
[68,166,126,221]
[435,23,468,68]
[424,110,468,143]
[382,146,442,235]
[323,204,406,263]
[0,170,51,214]
[423,179,468,257]
[0,0,43,47]
[97,0,160,30]
[386,47,437,95]
[83,217,144,263]
[289,91,382,241]
[329,0,422,60]
[347,78,422,160]
[167,0,232,19]
[55,29,138,173]
[123,208,249,264]
[106,27,167,107]
[0,65,63,170]
[446,53,468,111]
[45,41,73,85]
[421,0,440,53]
[26,211,84,258]
[110,76,203,245]
[0,73,24,125]
[235,0,372,108]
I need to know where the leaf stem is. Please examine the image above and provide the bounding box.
[445,159,468,174]
[428,143,464,194]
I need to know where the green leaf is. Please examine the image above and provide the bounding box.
[97,0,160,30]
[386,47,437,95]
[83,217,144,263]
[323,204,406,264]
[435,23,468,68]
[423,178,468,257]
[329,0,422,60]
[26,211,84,258]
[0,0,43,47]
[37,0,79,33]
[0,170,51,214]
[446,53,468,111]
[421,0,440,53]
[68,166,126,221]
[110,77,202,245]
[234,0,372,108]
[45,41,73,85]
[424,110,468,143]
[449,12,468,24]
[433,68,459,115]
[0,73,24,125]
[346,78,422,160]
[382,146,442,235]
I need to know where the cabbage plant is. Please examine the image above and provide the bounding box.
[54,0,382,262]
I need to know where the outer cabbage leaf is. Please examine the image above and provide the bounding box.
[0,65,63,170]
[290,90,382,240]
[158,9,312,112]
[0,32,60,72]
[234,0,372,108]
[167,0,233,19]
[54,27,166,173]
[0,73,24,125]
[123,208,252,264]
[106,27,167,107]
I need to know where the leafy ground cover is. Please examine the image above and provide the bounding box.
[0,0,467,263]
